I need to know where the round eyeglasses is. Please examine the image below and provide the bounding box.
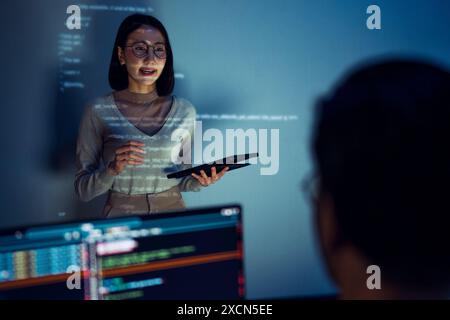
[125,42,167,60]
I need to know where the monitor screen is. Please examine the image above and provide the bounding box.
[0,205,244,300]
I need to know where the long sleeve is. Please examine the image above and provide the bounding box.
[74,103,115,202]
[177,104,204,192]
[179,172,203,192]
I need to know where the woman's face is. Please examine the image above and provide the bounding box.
[118,25,167,92]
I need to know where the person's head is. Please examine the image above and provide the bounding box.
[311,59,450,299]
[109,14,174,94]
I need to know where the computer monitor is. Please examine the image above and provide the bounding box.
[0,204,244,300]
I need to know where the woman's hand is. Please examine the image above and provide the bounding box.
[191,166,229,186]
[107,140,146,176]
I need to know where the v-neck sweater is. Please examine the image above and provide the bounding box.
[112,89,173,137]
[75,92,202,202]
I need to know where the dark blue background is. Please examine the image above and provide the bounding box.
[0,0,449,299]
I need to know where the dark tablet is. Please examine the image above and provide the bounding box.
[167,153,259,179]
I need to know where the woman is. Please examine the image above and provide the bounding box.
[75,14,228,217]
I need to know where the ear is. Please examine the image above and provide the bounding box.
[117,46,126,65]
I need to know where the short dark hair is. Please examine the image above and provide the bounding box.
[312,59,450,291]
[108,14,175,95]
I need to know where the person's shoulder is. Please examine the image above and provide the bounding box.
[88,92,115,107]
[80,93,116,127]
[172,95,197,117]
[84,92,116,114]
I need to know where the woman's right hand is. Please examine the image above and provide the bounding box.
[107,140,146,176]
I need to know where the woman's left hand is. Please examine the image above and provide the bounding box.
[191,166,229,186]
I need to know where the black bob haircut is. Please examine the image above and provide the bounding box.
[108,14,175,95]
[312,59,450,292]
